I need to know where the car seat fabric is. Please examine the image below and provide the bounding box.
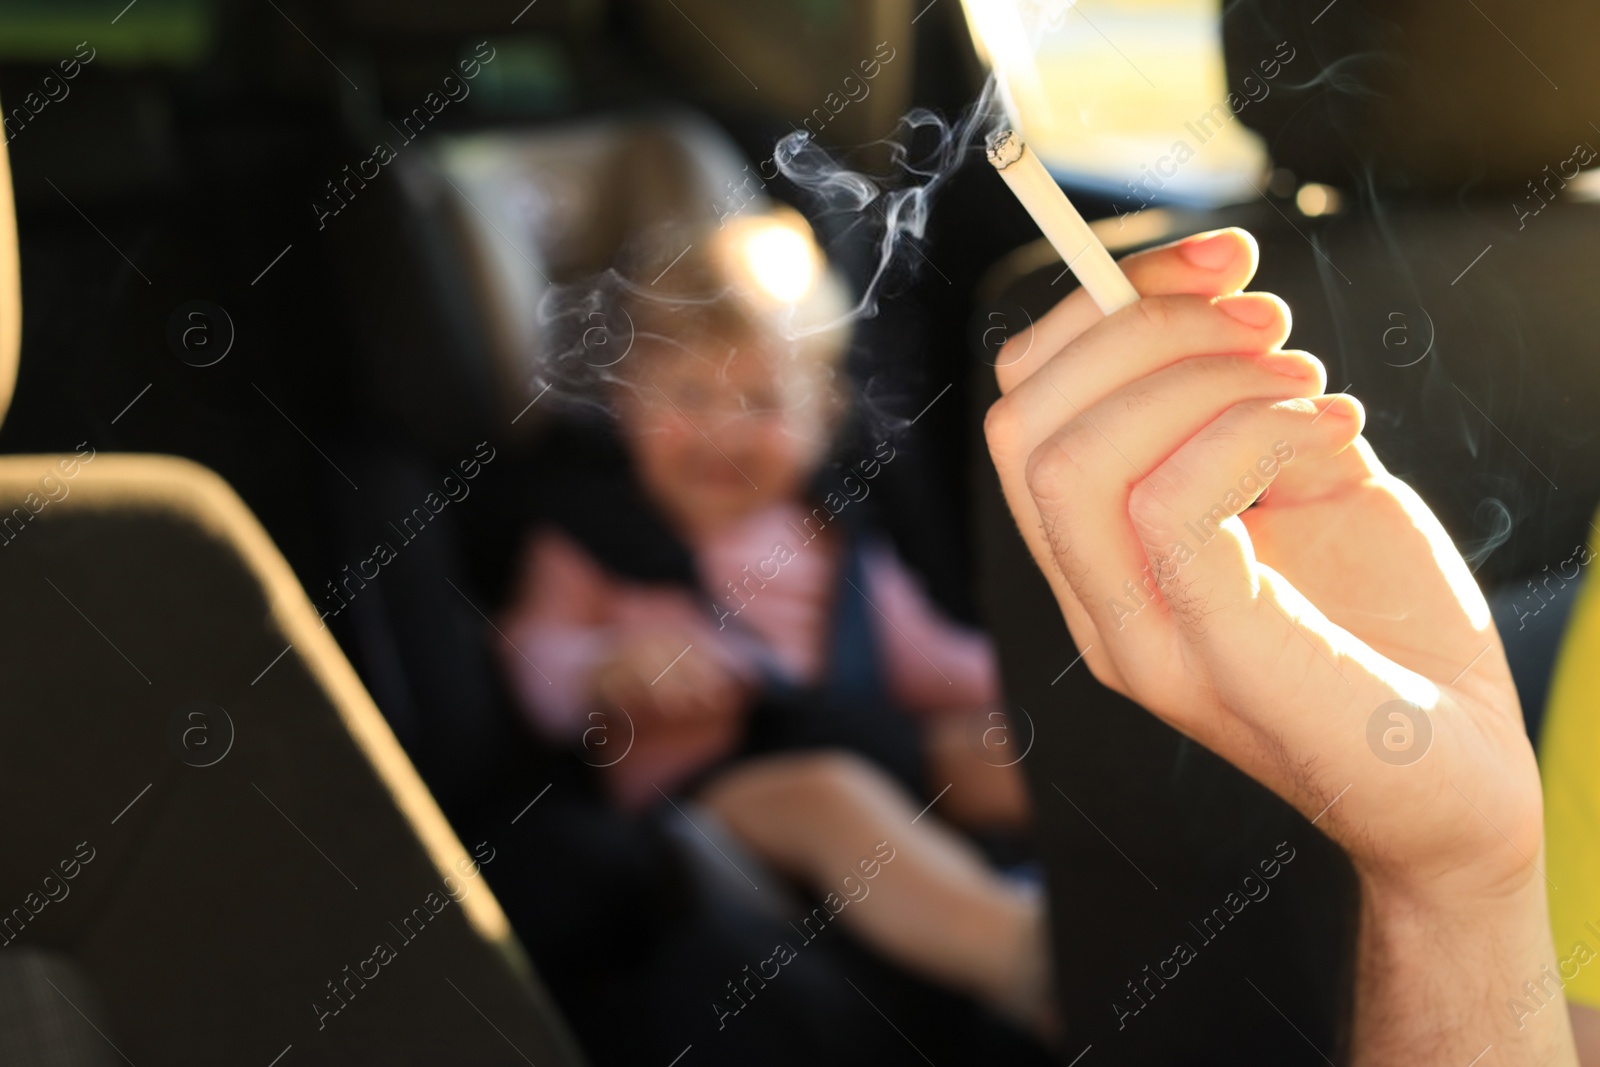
[0,453,585,1066]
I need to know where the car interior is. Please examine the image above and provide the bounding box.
[1,0,1596,1064]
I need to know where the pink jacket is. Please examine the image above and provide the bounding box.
[497,502,998,808]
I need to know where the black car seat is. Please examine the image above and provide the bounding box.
[0,130,585,1065]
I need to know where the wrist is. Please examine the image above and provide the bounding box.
[1357,867,1550,992]
[1340,700,1545,909]
[1356,845,1544,926]
[1353,856,1575,1065]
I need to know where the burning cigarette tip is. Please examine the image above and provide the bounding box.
[986,129,1024,170]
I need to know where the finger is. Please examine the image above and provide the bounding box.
[1017,358,1334,674]
[1109,395,1404,811]
[595,662,639,710]
[988,342,1315,691]
[652,685,685,720]
[1247,430,1383,507]
[987,283,1293,688]
[995,227,1261,394]
[988,343,1321,686]
[986,293,1299,465]
[1122,395,1366,711]
[646,636,704,691]
[671,650,742,719]
[680,673,739,721]
[990,462,1117,686]
[652,659,706,718]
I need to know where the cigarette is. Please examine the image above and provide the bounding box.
[987,129,1140,316]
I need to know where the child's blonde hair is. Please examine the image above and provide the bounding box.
[533,204,854,432]
[617,206,852,375]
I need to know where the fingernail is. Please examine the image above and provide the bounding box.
[1216,293,1282,329]
[1263,350,1325,386]
[1264,353,1313,378]
[1313,394,1363,423]
[1180,231,1239,270]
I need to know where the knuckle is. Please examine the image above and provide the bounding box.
[1216,397,1270,434]
[1024,430,1088,505]
[1126,476,1178,539]
[995,332,1029,372]
[1268,292,1293,336]
[1191,399,1262,452]
[1284,349,1327,393]
[983,394,1017,459]
[1250,294,1291,340]
[1131,296,1173,334]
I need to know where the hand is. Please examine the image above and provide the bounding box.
[592,629,747,728]
[984,226,1537,898]
[984,226,1571,1064]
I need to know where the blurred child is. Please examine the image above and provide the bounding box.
[498,210,1052,1037]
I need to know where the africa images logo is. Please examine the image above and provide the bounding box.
[1366,699,1432,766]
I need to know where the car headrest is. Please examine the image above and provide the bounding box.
[0,136,19,430]
[0,948,117,1065]
[1224,0,1600,191]
[337,109,757,448]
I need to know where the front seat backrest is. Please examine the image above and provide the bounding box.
[0,122,584,1066]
